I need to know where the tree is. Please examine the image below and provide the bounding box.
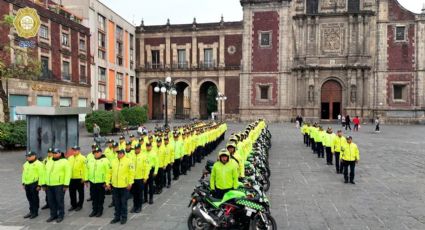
[0,15,41,122]
[207,86,218,116]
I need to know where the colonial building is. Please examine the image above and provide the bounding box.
[54,0,137,110]
[137,0,425,123]
[0,0,91,122]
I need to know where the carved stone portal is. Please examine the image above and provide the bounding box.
[321,23,345,54]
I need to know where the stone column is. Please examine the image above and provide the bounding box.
[139,77,147,106]
[190,77,199,118]
[219,33,225,67]
[139,37,145,67]
[165,36,171,68]
[192,35,198,68]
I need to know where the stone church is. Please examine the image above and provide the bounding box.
[136,0,425,123]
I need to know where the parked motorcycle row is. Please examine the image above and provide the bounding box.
[187,120,276,230]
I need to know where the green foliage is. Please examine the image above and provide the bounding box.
[0,120,27,149]
[207,86,218,115]
[120,106,148,126]
[85,110,114,134]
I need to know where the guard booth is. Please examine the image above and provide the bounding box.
[16,106,91,159]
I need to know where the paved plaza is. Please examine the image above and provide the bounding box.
[0,122,424,229]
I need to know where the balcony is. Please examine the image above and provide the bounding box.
[62,73,71,81]
[79,74,88,84]
[40,69,54,80]
[172,62,189,70]
[143,62,164,71]
[199,60,217,70]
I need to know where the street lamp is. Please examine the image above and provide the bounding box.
[215,92,227,122]
[154,76,177,128]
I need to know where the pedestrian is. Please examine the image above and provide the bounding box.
[331,130,347,174]
[22,151,44,219]
[108,149,134,225]
[86,147,110,217]
[341,115,346,128]
[353,116,360,131]
[145,142,158,205]
[93,123,100,138]
[41,148,54,210]
[345,115,352,131]
[375,117,381,132]
[341,136,360,184]
[163,136,174,188]
[67,146,86,212]
[44,149,71,223]
[337,114,342,124]
[210,149,239,199]
[130,144,149,214]
[323,127,336,165]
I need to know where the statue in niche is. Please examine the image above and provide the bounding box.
[350,85,357,103]
[308,86,314,102]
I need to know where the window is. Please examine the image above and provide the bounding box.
[62,61,70,80]
[98,49,106,60]
[41,56,49,77]
[393,84,407,101]
[130,34,134,49]
[306,0,319,14]
[98,84,106,99]
[348,0,360,13]
[36,96,53,107]
[79,65,86,83]
[116,42,123,65]
[395,26,406,41]
[60,97,72,107]
[98,14,106,31]
[61,33,69,46]
[260,85,270,100]
[116,73,123,101]
[178,49,186,68]
[116,87,123,101]
[98,67,106,82]
[204,48,213,68]
[98,32,106,48]
[78,98,87,122]
[39,25,48,39]
[9,95,28,121]
[130,76,135,101]
[116,26,123,41]
[116,73,123,86]
[260,32,271,47]
[79,39,86,51]
[151,50,160,68]
[130,49,134,69]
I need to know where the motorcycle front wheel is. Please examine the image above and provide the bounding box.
[249,213,277,230]
[187,213,215,230]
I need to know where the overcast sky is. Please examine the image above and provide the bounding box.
[99,0,425,26]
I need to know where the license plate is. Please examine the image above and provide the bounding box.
[245,207,256,217]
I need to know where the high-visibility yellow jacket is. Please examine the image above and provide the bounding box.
[22,160,44,186]
[86,155,110,184]
[315,130,325,143]
[323,132,336,147]
[104,147,116,163]
[183,138,191,156]
[156,145,167,168]
[45,158,72,186]
[210,153,239,190]
[332,136,347,153]
[131,139,139,148]
[164,142,175,164]
[119,141,126,151]
[133,152,150,180]
[146,149,159,175]
[68,153,87,180]
[174,139,184,160]
[231,152,245,178]
[341,142,360,161]
[108,156,134,188]
[125,149,136,162]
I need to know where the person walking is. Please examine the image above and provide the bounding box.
[345,115,352,131]
[44,149,71,223]
[22,151,44,219]
[341,136,360,184]
[323,128,336,165]
[108,149,134,225]
[337,114,342,125]
[341,115,346,128]
[332,130,347,174]
[67,146,87,212]
[375,117,381,132]
[353,116,360,131]
[86,147,110,217]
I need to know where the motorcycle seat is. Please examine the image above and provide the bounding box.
[208,197,222,202]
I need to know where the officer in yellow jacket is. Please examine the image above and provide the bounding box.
[163,136,174,188]
[86,147,110,217]
[67,146,87,212]
[144,142,158,204]
[154,138,166,194]
[130,144,149,213]
[323,128,336,165]
[107,149,134,225]
[44,149,71,223]
[210,149,239,199]
[226,142,244,178]
[341,136,360,184]
[41,148,54,210]
[331,130,347,174]
[22,151,44,219]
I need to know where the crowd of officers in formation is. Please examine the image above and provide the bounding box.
[300,123,360,184]
[21,122,227,225]
[210,119,267,199]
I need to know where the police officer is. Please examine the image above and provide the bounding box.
[172,132,183,180]
[104,139,116,162]
[332,130,347,174]
[210,149,239,199]
[144,142,158,204]
[341,136,360,184]
[118,136,126,150]
[41,148,54,210]
[129,134,138,148]
[44,149,71,223]
[68,146,87,212]
[163,136,174,188]
[226,142,244,178]
[108,142,120,208]
[108,149,134,224]
[86,147,110,217]
[155,138,165,194]
[323,128,336,165]
[22,151,44,219]
[130,144,149,213]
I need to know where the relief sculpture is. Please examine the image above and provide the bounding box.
[320,0,346,10]
[321,24,345,54]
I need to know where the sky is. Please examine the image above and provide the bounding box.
[99,0,425,26]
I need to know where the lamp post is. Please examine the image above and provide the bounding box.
[154,76,177,128]
[215,92,227,122]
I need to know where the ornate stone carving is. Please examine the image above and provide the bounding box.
[320,23,345,54]
[320,0,346,11]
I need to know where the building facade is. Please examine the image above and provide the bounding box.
[56,0,137,110]
[137,0,425,123]
[0,0,91,122]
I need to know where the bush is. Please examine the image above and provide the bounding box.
[0,120,27,149]
[85,110,128,134]
[121,106,148,126]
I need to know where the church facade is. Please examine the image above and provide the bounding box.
[136,0,425,123]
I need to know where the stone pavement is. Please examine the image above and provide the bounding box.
[0,122,425,229]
